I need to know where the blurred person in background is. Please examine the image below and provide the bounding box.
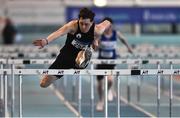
[33,8,112,88]
[0,17,3,43]
[2,17,18,45]
[96,17,133,111]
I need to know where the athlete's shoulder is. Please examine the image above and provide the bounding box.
[66,20,78,27]
[65,20,78,33]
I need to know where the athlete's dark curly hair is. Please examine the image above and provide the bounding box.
[78,7,95,22]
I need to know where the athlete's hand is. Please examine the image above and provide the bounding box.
[32,39,47,49]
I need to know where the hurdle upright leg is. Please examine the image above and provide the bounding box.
[78,75,82,117]
[11,64,15,117]
[104,75,108,118]
[157,62,161,117]
[169,62,173,117]
[18,74,23,117]
[0,63,4,115]
[90,63,94,117]
[4,71,8,117]
[117,75,120,117]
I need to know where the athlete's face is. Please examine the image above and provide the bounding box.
[79,17,93,33]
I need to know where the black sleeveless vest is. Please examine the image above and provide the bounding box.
[60,20,95,59]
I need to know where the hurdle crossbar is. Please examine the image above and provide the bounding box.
[0,69,179,75]
[1,59,180,65]
[0,52,179,58]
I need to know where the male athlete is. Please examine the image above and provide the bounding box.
[33,8,111,88]
[96,17,133,111]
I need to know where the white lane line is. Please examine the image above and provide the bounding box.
[141,81,180,101]
[120,96,156,118]
[82,76,156,117]
[49,85,82,117]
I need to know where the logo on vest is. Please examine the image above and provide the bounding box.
[76,33,81,39]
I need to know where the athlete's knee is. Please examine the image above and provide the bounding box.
[107,75,113,81]
[40,75,57,88]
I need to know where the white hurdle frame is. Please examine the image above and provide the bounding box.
[90,63,94,117]
[169,62,173,117]
[0,62,4,105]
[157,62,161,117]
[0,68,180,117]
[0,52,180,59]
[1,58,180,65]
[0,58,180,117]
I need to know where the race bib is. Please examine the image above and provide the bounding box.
[71,39,88,49]
[100,51,113,58]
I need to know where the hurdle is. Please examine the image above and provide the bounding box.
[0,67,180,117]
[0,45,60,53]
[0,52,180,59]
[1,58,180,65]
[1,58,180,117]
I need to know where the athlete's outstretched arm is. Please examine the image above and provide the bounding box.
[117,31,133,54]
[92,20,111,50]
[33,20,77,49]
[95,20,111,35]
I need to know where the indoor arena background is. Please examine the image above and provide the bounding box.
[0,0,180,117]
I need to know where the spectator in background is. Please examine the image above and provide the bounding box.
[0,16,3,23]
[96,17,133,111]
[172,23,177,34]
[0,17,4,42]
[2,18,17,45]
